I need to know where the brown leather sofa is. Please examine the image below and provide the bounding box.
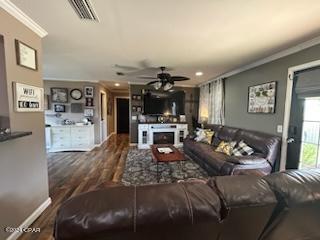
[54,169,320,240]
[184,124,281,176]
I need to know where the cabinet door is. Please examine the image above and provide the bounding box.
[51,127,71,149]
[71,127,92,147]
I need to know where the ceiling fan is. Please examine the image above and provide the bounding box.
[139,66,190,90]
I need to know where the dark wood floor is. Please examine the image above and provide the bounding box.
[18,134,129,240]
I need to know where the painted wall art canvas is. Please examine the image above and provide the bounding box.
[248,81,276,114]
[51,88,68,103]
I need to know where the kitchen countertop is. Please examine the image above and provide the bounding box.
[0,131,32,143]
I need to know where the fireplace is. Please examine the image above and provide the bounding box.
[153,132,174,144]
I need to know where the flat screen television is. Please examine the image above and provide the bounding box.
[143,90,185,115]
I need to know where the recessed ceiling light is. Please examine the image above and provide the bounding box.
[114,83,120,87]
[195,71,203,76]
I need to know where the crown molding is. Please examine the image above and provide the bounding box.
[0,0,48,38]
[199,35,320,87]
[44,77,99,83]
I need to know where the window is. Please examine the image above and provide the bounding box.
[299,98,320,169]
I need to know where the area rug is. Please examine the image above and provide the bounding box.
[121,148,208,185]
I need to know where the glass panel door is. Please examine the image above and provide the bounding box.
[299,98,320,169]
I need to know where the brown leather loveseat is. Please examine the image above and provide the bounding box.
[54,169,320,240]
[184,124,281,176]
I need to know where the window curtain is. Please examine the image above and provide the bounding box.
[198,78,225,125]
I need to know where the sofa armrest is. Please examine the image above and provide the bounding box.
[227,156,267,165]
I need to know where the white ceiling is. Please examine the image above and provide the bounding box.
[11,0,320,88]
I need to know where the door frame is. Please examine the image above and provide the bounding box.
[280,59,320,170]
[99,90,107,143]
[114,96,130,134]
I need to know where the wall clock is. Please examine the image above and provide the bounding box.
[70,89,82,100]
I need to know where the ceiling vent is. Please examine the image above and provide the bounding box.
[68,0,99,21]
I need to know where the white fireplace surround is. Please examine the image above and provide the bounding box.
[138,123,188,149]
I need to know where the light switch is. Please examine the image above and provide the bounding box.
[277,125,283,133]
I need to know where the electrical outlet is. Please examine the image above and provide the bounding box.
[277,125,283,133]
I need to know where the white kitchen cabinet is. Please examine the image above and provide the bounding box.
[48,125,95,152]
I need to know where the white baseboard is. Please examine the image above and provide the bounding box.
[95,132,115,147]
[6,197,52,240]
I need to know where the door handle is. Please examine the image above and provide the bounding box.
[287,138,295,143]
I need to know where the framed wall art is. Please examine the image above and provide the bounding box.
[85,97,94,107]
[54,104,66,113]
[84,86,94,97]
[15,39,38,70]
[13,82,44,112]
[51,88,68,103]
[248,81,277,114]
[71,103,84,113]
[84,108,94,117]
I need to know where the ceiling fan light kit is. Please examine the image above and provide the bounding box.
[141,66,190,91]
[153,81,162,90]
[163,82,173,91]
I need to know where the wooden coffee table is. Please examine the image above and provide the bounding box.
[151,144,185,182]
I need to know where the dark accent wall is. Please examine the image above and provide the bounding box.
[225,43,320,136]
[129,84,199,143]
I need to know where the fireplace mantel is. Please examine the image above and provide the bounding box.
[138,123,188,149]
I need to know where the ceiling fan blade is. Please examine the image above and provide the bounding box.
[114,64,140,71]
[138,76,159,79]
[171,76,190,81]
[147,81,161,85]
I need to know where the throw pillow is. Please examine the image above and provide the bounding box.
[195,128,215,144]
[215,141,237,156]
[232,140,255,156]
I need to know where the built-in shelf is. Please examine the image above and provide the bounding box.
[0,131,32,143]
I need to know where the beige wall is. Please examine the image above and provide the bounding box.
[0,9,49,239]
[0,35,10,128]
[44,80,115,143]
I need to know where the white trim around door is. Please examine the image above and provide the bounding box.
[280,59,320,171]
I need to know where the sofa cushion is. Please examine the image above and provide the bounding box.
[184,138,230,171]
[217,126,239,142]
[263,168,320,206]
[227,155,267,165]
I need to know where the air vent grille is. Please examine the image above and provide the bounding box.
[68,0,99,21]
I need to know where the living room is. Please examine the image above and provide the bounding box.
[1,1,320,240]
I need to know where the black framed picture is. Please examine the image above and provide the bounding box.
[84,86,94,97]
[248,81,277,114]
[85,97,94,107]
[54,104,66,112]
[51,88,68,103]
